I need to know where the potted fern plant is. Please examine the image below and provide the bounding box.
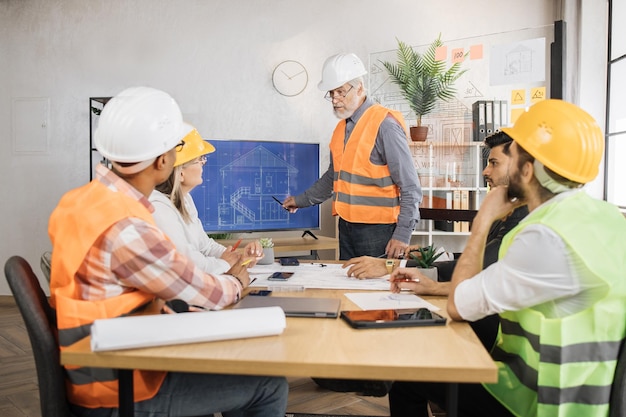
[381,35,466,141]
[409,244,443,281]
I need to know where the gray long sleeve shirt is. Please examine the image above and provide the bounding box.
[295,97,422,243]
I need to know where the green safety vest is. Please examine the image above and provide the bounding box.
[484,191,626,417]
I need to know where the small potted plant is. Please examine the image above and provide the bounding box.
[381,35,466,141]
[258,238,275,265]
[409,244,443,281]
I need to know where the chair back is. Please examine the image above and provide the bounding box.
[4,255,71,417]
[610,339,626,417]
[40,251,52,282]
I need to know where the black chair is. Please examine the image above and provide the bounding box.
[40,250,52,282]
[610,339,626,417]
[4,255,72,417]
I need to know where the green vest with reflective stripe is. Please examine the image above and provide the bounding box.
[484,191,626,417]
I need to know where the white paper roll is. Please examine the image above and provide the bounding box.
[90,306,286,351]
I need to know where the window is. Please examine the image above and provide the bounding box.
[606,0,626,211]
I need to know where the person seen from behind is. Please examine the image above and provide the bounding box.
[48,86,288,416]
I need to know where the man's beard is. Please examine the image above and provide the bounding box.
[506,169,526,201]
[486,172,510,189]
[333,107,354,119]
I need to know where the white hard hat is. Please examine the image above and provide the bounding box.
[95,86,191,173]
[318,53,367,91]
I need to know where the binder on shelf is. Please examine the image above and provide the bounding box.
[468,191,480,232]
[469,189,479,210]
[493,100,508,132]
[485,101,494,136]
[500,100,509,128]
[493,100,501,132]
[453,190,462,232]
[460,190,470,232]
[472,101,486,142]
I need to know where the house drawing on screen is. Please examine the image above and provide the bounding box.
[217,146,298,227]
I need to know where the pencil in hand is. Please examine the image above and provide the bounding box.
[231,238,243,251]
[272,196,289,211]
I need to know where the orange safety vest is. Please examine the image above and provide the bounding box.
[330,105,407,224]
[48,180,166,408]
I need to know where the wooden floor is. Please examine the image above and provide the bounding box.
[0,295,390,416]
[0,296,40,417]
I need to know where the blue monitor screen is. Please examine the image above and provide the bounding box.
[190,140,321,233]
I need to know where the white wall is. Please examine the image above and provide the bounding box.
[2,0,603,294]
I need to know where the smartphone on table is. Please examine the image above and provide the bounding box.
[279,257,300,266]
[268,272,294,281]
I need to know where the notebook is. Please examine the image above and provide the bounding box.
[234,296,341,318]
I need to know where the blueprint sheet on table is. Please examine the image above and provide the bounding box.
[248,263,441,311]
[248,262,390,290]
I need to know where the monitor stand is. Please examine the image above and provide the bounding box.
[301,230,319,240]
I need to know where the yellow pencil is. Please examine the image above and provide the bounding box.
[240,259,252,267]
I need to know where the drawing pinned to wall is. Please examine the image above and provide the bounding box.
[490,37,546,86]
[464,81,484,99]
[511,89,526,105]
[531,86,546,103]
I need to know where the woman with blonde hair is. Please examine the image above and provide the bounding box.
[150,127,262,274]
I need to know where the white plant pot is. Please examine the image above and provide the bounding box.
[418,266,438,281]
[257,247,275,265]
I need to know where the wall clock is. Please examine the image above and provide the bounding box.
[272,60,308,97]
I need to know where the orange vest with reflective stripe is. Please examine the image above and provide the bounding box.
[48,180,165,408]
[330,105,407,223]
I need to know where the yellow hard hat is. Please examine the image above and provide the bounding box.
[174,127,215,167]
[501,99,604,184]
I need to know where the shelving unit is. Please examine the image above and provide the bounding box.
[410,141,487,247]
[89,97,112,180]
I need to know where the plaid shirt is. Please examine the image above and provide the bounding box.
[74,164,242,309]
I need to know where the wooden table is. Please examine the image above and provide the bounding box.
[217,235,338,259]
[61,290,497,417]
